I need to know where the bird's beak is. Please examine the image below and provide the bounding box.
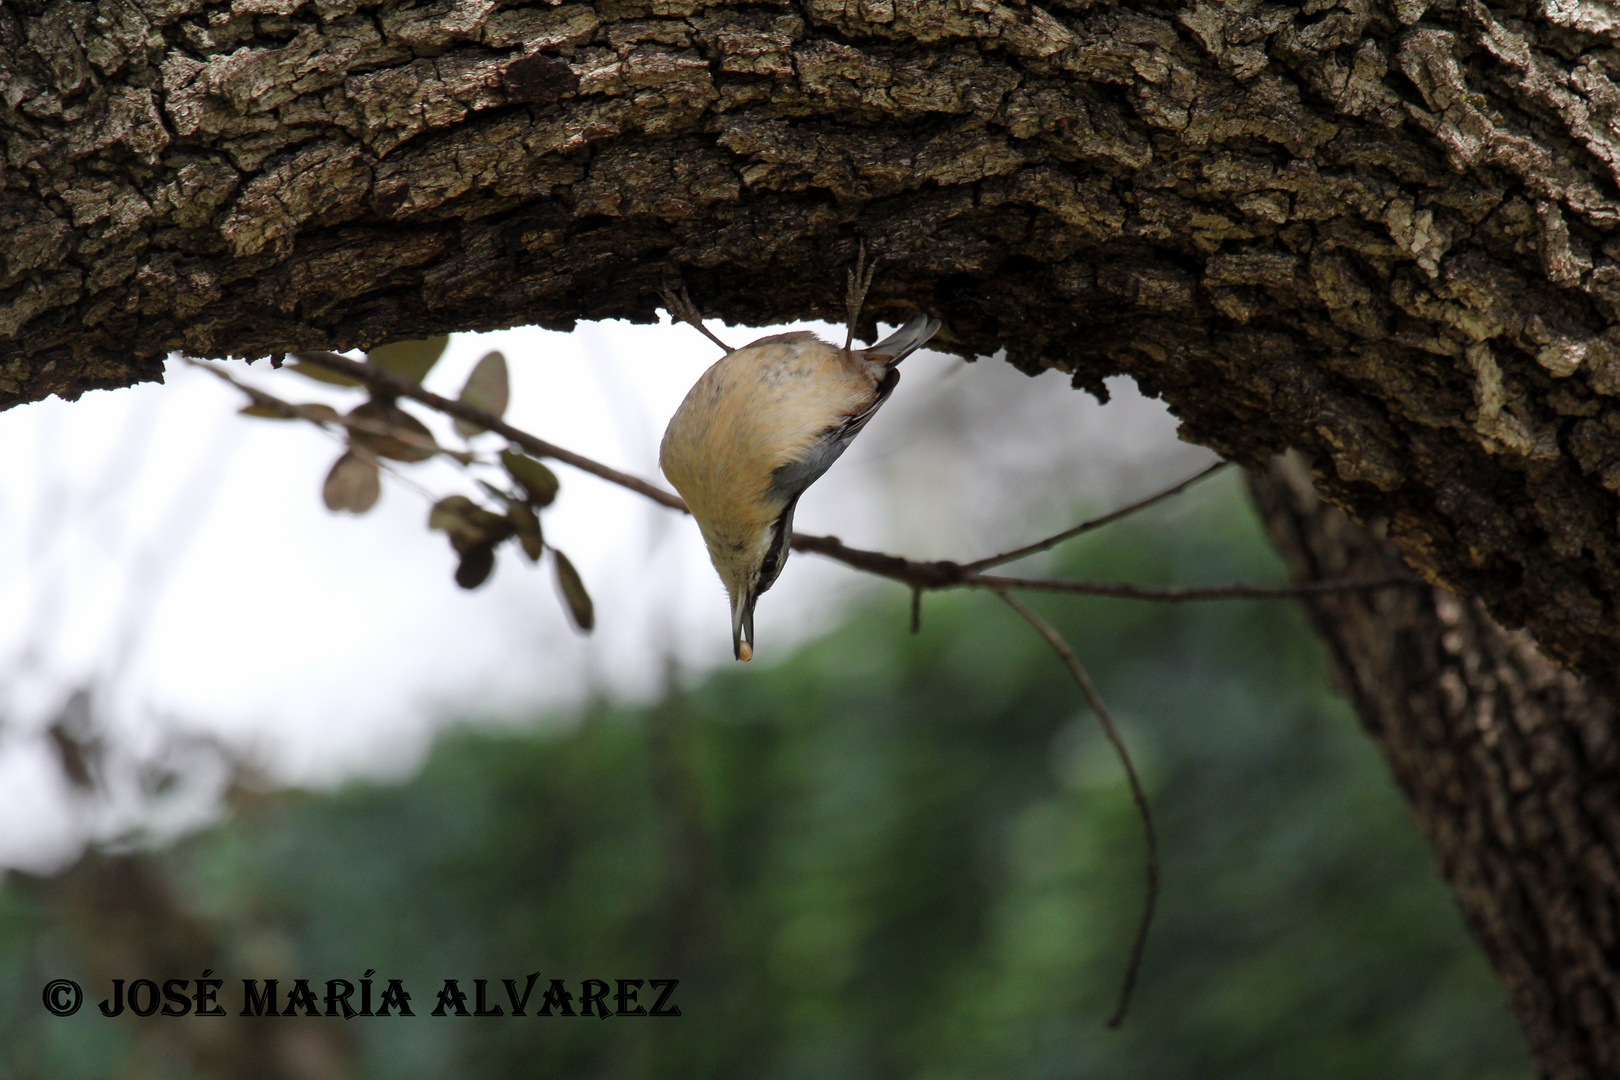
[731,589,756,662]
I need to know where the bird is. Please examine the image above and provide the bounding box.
[659,255,941,662]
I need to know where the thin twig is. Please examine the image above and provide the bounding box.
[995,589,1157,1030]
[241,353,690,513]
[963,460,1231,572]
[790,532,1423,601]
[966,572,1423,601]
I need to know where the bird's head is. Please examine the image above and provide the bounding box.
[700,499,796,663]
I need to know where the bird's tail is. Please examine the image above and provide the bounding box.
[864,314,941,365]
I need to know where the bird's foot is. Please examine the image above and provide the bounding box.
[661,280,734,354]
[843,239,879,352]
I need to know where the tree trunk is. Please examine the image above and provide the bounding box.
[9,0,1620,1067]
[1250,453,1620,1080]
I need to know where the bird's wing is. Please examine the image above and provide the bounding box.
[768,367,900,501]
[765,316,937,503]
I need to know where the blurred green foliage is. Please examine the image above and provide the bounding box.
[1,475,1531,1078]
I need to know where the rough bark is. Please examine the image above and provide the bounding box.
[7,0,1620,692]
[1250,453,1620,1080]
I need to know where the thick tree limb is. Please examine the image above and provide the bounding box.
[1249,453,1620,1080]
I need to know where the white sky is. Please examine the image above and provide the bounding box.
[0,317,1214,870]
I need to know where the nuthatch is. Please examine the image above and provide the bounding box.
[659,258,941,662]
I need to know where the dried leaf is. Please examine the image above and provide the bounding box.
[323,451,381,514]
[501,449,559,507]
[509,502,544,561]
[455,543,497,589]
[454,351,509,436]
[553,550,594,632]
[348,400,437,462]
[368,335,449,384]
[428,495,514,553]
[288,351,365,386]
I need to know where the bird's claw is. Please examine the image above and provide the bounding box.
[843,239,879,351]
[661,280,734,354]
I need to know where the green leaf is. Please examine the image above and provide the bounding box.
[509,502,544,561]
[454,351,509,437]
[455,543,497,589]
[323,451,381,514]
[367,335,449,384]
[501,449,559,508]
[553,550,594,633]
[348,400,437,462]
[287,352,365,386]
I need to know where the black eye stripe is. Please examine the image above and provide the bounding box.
[756,497,799,595]
[757,517,786,585]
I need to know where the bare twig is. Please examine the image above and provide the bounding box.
[995,589,1157,1030]
[790,532,1423,601]
[963,460,1231,572]
[966,572,1423,601]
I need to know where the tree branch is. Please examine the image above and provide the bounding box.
[790,532,1423,601]
[962,461,1231,572]
[964,572,1424,601]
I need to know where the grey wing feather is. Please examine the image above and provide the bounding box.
[766,315,936,502]
[769,367,901,501]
